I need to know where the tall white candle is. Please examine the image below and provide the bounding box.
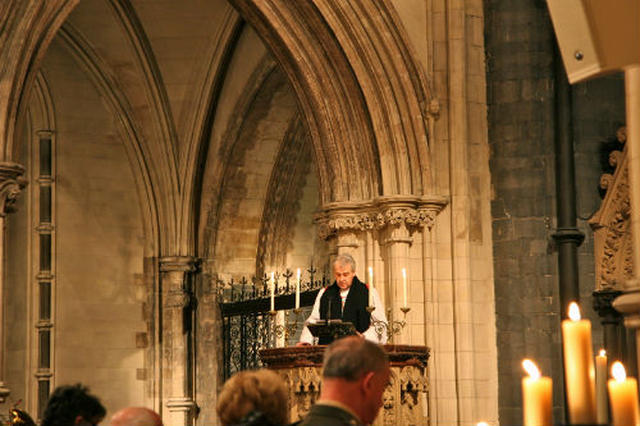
[521,359,553,426]
[562,302,596,424]
[368,266,374,307]
[608,361,639,426]
[596,349,608,425]
[295,268,301,309]
[402,268,407,308]
[270,272,275,311]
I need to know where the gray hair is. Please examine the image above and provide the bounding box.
[333,253,356,272]
[322,336,388,381]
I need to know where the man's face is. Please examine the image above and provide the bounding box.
[362,365,391,425]
[334,262,355,290]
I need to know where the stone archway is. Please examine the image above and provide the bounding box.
[229,0,436,203]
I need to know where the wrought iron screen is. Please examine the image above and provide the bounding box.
[219,268,327,379]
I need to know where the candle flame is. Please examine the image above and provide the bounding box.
[522,359,541,380]
[476,422,490,426]
[568,302,581,321]
[612,361,627,382]
[369,266,373,276]
[297,268,301,278]
[402,268,407,278]
[599,349,606,357]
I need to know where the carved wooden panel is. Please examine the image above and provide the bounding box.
[260,345,430,425]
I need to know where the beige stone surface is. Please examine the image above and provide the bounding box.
[0,0,503,424]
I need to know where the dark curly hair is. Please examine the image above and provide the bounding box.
[41,384,106,426]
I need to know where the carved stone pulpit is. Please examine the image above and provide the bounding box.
[259,345,430,426]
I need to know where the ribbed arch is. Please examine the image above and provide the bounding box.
[1,0,80,162]
[230,0,434,203]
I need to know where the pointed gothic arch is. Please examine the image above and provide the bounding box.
[229,0,435,204]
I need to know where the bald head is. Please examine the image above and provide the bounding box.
[111,407,162,426]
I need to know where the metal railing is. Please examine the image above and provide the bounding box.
[218,268,327,379]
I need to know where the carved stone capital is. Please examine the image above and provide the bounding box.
[159,256,198,309]
[384,222,412,245]
[592,290,624,325]
[612,288,640,329]
[0,162,26,217]
[315,195,447,240]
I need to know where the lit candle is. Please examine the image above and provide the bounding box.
[476,422,490,426]
[608,361,639,426]
[596,349,609,425]
[270,272,275,311]
[295,268,301,309]
[402,268,407,308]
[368,266,374,307]
[562,302,596,424]
[522,359,552,426]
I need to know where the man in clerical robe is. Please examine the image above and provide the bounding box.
[298,253,388,345]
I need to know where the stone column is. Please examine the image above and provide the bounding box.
[593,290,625,363]
[159,256,197,426]
[612,288,640,376]
[382,219,412,343]
[0,162,26,403]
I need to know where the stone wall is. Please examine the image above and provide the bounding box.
[484,1,626,424]
[1,37,150,419]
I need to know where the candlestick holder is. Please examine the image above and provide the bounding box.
[367,306,411,343]
[268,309,302,346]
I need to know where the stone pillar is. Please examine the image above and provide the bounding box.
[382,220,412,343]
[159,256,197,426]
[612,288,640,377]
[0,162,26,403]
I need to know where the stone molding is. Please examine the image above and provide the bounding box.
[314,195,448,240]
[0,162,26,217]
[590,128,635,291]
[612,287,640,329]
[166,397,196,412]
[159,256,197,273]
[159,257,198,309]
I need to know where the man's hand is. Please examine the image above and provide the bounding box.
[295,341,311,347]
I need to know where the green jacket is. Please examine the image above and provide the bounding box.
[296,404,363,426]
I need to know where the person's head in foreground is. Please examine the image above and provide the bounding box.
[111,407,163,426]
[216,368,289,426]
[41,383,106,426]
[320,335,390,425]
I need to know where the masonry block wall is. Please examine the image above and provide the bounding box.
[484,1,626,424]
